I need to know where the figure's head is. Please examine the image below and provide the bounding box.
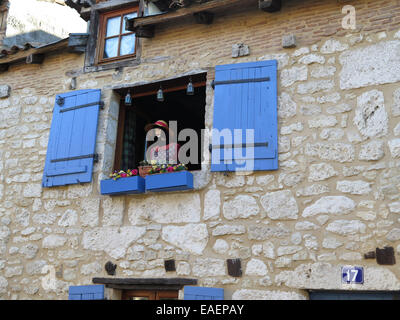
[145,120,172,139]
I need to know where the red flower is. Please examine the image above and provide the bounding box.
[120,173,127,178]
[167,166,174,173]
[132,169,138,176]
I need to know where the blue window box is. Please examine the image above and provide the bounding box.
[145,171,193,192]
[100,176,145,195]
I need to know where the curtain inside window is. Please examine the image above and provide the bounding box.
[121,109,136,171]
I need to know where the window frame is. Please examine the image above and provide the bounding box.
[96,6,139,65]
[112,76,208,173]
[83,0,143,73]
[122,290,179,300]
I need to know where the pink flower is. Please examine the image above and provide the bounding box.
[167,166,174,173]
[120,173,127,178]
[132,169,138,176]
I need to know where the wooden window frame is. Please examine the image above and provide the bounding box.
[122,290,179,300]
[113,77,207,172]
[96,6,139,65]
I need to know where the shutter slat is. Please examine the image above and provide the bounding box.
[211,60,278,172]
[42,89,101,187]
[218,146,275,161]
[43,94,62,187]
[63,91,89,186]
[81,90,101,181]
[46,166,87,177]
[54,93,77,186]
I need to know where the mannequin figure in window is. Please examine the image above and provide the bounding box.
[144,120,180,164]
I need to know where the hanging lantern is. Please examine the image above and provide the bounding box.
[186,77,194,96]
[157,85,164,102]
[125,90,132,106]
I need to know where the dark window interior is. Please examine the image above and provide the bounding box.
[114,74,207,172]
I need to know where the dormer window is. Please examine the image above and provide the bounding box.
[97,6,139,64]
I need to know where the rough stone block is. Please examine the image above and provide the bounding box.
[354,90,388,138]
[278,92,297,117]
[161,224,208,255]
[359,140,385,161]
[0,85,10,98]
[282,34,296,48]
[245,259,268,276]
[340,41,400,89]
[223,195,259,220]
[232,44,250,58]
[326,220,366,235]
[260,190,299,220]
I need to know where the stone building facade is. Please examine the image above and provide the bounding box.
[0,0,86,48]
[1,0,400,300]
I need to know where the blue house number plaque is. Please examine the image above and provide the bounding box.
[342,266,364,284]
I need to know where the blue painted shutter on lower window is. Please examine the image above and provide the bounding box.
[68,285,105,300]
[42,89,102,187]
[184,286,224,300]
[211,60,278,172]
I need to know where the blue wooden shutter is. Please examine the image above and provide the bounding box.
[42,89,102,187]
[211,60,278,172]
[68,285,105,300]
[184,286,224,300]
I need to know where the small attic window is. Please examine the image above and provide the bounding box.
[97,6,139,64]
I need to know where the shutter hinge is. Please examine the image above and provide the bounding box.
[51,153,99,163]
[60,101,104,113]
[212,77,270,89]
[211,142,269,149]
[56,96,65,106]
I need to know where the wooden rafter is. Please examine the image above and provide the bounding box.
[126,0,251,31]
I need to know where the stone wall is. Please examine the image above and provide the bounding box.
[1,0,400,300]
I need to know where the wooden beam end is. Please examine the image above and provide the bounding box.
[26,54,45,65]
[259,0,282,12]
[194,11,214,24]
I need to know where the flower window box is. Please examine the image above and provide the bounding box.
[100,175,145,195]
[145,170,193,193]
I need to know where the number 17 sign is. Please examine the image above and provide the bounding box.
[342,266,364,284]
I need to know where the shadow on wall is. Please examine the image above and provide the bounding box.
[2,29,61,47]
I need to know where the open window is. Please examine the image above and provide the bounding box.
[113,73,207,173]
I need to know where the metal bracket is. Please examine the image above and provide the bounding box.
[51,153,99,163]
[211,77,270,89]
[60,101,104,113]
[212,142,269,149]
